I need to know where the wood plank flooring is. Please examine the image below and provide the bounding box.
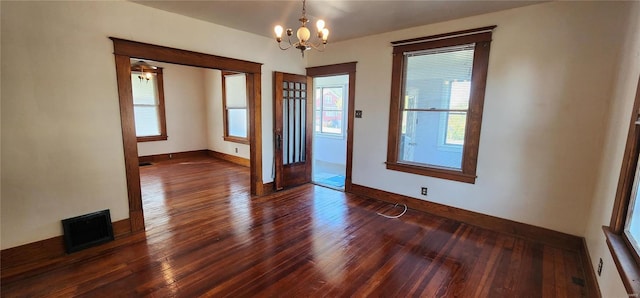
[1,157,591,297]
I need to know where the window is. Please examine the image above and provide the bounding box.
[314,84,346,137]
[131,67,167,142]
[223,72,249,144]
[605,77,640,295]
[386,26,495,183]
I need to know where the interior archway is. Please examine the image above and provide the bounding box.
[111,38,263,233]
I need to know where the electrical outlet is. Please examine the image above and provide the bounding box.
[235,148,238,153]
[421,187,428,196]
[169,154,173,159]
[597,258,603,276]
[355,110,363,118]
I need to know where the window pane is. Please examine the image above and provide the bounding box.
[404,46,474,110]
[134,106,160,137]
[315,88,322,110]
[321,111,342,134]
[322,87,343,110]
[446,112,467,145]
[224,73,247,108]
[399,111,463,169]
[131,73,158,105]
[227,108,247,138]
[315,111,321,132]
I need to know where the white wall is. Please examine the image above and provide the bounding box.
[584,2,640,297]
[308,1,630,237]
[1,1,304,249]
[204,69,250,159]
[137,62,208,156]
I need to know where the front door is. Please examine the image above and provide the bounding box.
[274,72,313,190]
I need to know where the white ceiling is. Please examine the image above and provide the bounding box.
[131,0,544,42]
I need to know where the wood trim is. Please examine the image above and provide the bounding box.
[610,77,640,232]
[386,162,476,184]
[262,182,275,195]
[110,38,262,74]
[138,149,209,163]
[222,72,250,144]
[391,25,497,46]
[581,237,603,298]
[110,38,264,229]
[306,61,357,77]
[605,76,640,296]
[137,135,168,142]
[114,54,145,233]
[1,218,131,283]
[349,184,583,251]
[305,62,357,191]
[385,27,494,184]
[207,150,250,167]
[249,72,264,196]
[604,227,640,294]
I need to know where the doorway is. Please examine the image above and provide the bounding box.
[111,38,263,234]
[306,62,357,192]
[312,75,349,190]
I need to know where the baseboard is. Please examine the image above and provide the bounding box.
[581,238,602,298]
[262,182,275,195]
[349,184,583,251]
[1,218,131,283]
[138,149,208,163]
[207,150,250,167]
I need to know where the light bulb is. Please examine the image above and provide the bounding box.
[145,72,152,79]
[274,25,283,38]
[316,20,325,31]
[297,26,311,42]
[322,28,329,42]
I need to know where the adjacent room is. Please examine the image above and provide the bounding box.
[2,0,639,297]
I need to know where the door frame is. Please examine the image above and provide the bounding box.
[111,38,264,233]
[306,62,357,191]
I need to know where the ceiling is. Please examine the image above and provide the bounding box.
[131,1,544,42]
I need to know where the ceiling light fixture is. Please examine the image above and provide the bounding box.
[274,0,329,57]
[131,60,157,82]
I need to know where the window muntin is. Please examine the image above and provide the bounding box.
[131,68,167,142]
[223,73,249,143]
[386,26,494,183]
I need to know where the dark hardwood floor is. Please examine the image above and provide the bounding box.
[1,156,590,297]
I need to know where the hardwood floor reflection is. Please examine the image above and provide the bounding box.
[1,157,590,297]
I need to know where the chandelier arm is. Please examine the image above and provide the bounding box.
[308,42,326,52]
[278,43,293,50]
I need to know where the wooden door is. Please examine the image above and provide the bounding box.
[274,72,313,190]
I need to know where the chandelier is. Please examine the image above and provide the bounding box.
[274,0,329,57]
[131,60,157,82]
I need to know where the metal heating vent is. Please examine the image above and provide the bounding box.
[61,209,114,253]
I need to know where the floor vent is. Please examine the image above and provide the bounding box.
[139,162,153,167]
[62,209,114,253]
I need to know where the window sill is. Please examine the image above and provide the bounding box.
[137,135,168,142]
[603,226,640,295]
[223,136,250,145]
[385,162,476,184]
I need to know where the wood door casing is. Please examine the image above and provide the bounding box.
[274,72,313,190]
